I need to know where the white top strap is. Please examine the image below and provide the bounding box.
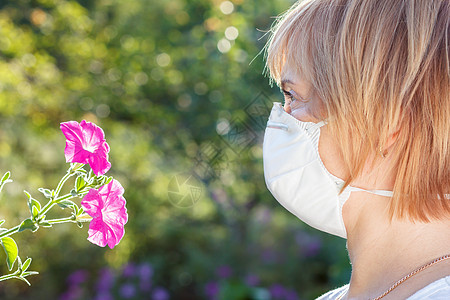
[348,186,394,197]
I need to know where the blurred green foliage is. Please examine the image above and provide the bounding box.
[0,0,350,299]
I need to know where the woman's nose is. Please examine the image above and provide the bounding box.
[283,101,292,114]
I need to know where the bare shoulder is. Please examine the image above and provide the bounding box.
[388,258,450,300]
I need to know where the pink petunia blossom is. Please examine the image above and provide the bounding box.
[60,120,111,176]
[81,179,128,249]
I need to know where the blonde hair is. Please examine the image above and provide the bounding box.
[264,0,450,222]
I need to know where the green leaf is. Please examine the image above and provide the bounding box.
[76,221,83,228]
[22,271,39,276]
[75,168,87,175]
[104,176,113,185]
[38,221,52,228]
[25,191,41,216]
[22,271,39,278]
[1,237,18,271]
[21,258,32,272]
[57,199,76,209]
[0,172,12,193]
[38,188,53,199]
[0,220,5,226]
[70,189,78,197]
[16,255,22,268]
[18,219,39,232]
[1,171,10,182]
[77,206,84,215]
[24,190,32,200]
[31,206,39,220]
[75,176,86,192]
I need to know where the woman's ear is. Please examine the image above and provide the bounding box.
[382,126,401,157]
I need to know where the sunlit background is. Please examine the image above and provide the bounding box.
[0,0,349,299]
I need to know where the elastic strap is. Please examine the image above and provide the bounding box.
[267,121,289,131]
[348,186,394,197]
[315,120,327,128]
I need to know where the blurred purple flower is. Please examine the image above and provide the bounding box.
[244,274,260,286]
[139,263,154,292]
[119,283,136,299]
[304,238,322,257]
[215,265,232,279]
[96,268,115,293]
[152,286,170,300]
[261,248,277,263]
[122,262,136,278]
[59,286,83,300]
[284,289,299,300]
[67,269,88,287]
[139,262,154,280]
[295,231,322,257]
[140,278,153,292]
[269,283,286,299]
[94,292,114,300]
[204,281,220,298]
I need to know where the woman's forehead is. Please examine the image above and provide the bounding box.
[280,66,312,93]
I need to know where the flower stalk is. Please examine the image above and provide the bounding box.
[0,119,127,285]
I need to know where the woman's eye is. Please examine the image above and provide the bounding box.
[282,89,295,101]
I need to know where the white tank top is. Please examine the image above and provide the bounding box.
[315,275,450,299]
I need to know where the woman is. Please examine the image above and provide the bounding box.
[262,0,450,299]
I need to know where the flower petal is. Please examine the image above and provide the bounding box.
[61,121,91,164]
[83,179,128,249]
[105,220,124,249]
[61,120,111,175]
[80,120,106,151]
[88,143,111,176]
[103,196,128,225]
[81,189,103,218]
[101,179,125,201]
[87,218,108,247]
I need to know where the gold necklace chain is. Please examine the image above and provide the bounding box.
[336,254,450,300]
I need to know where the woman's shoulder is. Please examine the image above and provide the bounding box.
[314,275,450,300]
[406,275,450,300]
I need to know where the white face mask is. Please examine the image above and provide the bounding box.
[263,102,393,239]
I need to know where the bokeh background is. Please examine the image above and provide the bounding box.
[0,0,350,299]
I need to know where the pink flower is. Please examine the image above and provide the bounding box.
[81,179,128,249]
[60,120,111,176]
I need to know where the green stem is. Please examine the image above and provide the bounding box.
[54,171,74,198]
[39,193,72,216]
[0,194,74,240]
[0,165,86,240]
[0,273,18,282]
[0,225,20,239]
[47,216,75,224]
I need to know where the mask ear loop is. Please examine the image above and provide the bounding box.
[315,120,327,128]
[309,120,327,131]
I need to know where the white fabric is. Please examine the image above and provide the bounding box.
[315,275,450,299]
[262,102,393,239]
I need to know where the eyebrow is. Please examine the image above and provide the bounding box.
[280,79,294,90]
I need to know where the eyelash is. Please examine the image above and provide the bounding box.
[282,89,296,102]
[282,89,309,104]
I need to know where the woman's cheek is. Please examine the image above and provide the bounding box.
[290,106,318,123]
